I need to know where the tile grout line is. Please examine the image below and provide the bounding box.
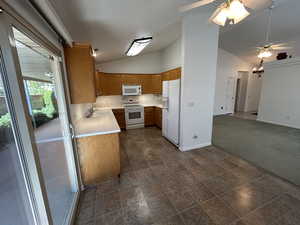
[237,193,284,225]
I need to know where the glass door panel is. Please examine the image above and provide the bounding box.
[0,54,36,225]
[12,28,77,225]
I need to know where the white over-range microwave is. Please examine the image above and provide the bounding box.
[122,85,142,96]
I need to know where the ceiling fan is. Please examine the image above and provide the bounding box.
[180,0,252,26]
[256,1,293,59]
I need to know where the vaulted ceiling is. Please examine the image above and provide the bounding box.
[49,0,300,64]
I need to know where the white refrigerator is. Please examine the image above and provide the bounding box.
[162,79,180,146]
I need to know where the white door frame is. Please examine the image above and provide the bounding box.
[0,12,52,225]
[225,76,237,114]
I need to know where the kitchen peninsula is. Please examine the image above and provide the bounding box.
[74,109,121,186]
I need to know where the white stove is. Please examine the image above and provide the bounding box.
[123,99,144,129]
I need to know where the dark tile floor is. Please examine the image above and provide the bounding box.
[75,127,300,225]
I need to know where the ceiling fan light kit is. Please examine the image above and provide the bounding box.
[210,0,250,26]
[258,48,273,59]
[211,5,229,26]
[180,0,250,26]
[255,1,291,59]
[228,0,250,23]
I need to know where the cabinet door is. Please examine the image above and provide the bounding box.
[95,71,100,96]
[155,107,162,129]
[141,75,153,94]
[144,107,155,126]
[169,68,181,80]
[112,109,126,129]
[77,133,120,185]
[162,71,170,81]
[151,74,162,94]
[101,74,122,95]
[162,68,181,81]
[122,74,139,86]
[64,43,96,103]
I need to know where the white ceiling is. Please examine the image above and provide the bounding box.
[49,0,300,64]
[219,0,300,64]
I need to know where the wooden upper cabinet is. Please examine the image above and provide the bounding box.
[95,70,101,96]
[151,75,162,94]
[122,74,140,85]
[141,75,153,94]
[64,43,96,104]
[99,74,122,96]
[162,67,181,81]
[97,73,162,96]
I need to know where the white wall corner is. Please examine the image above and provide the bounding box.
[180,7,219,152]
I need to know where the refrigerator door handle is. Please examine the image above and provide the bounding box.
[162,97,169,111]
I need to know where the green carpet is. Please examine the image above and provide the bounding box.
[213,115,300,186]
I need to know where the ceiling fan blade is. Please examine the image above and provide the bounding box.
[273,46,293,50]
[272,43,291,47]
[179,0,216,12]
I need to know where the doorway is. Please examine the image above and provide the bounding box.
[234,71,249,113]
[234,78,241,112]
[225,77,236,113]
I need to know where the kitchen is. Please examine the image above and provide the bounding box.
[3,1,300,225]
[65,42,181,186]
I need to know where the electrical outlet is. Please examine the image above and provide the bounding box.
[221,106,224,110]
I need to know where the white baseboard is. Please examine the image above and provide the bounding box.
[257,118,300,129]
[179,142,212,152]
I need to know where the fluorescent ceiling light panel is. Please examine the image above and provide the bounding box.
[126,37,152,56]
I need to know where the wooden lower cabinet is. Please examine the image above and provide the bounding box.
[112,109,126,129]
[154,107,162,129]
[76,133,120,185]
[144,107,155,126]
[144,106,162,129]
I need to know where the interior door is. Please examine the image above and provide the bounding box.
[226,77,236,113]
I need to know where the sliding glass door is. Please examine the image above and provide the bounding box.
[0,50,36,225]
[12,27,78,225]
[0,7,79,225]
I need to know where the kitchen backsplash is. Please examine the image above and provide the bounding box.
[95,94,162,108]
[70,94,162,122]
